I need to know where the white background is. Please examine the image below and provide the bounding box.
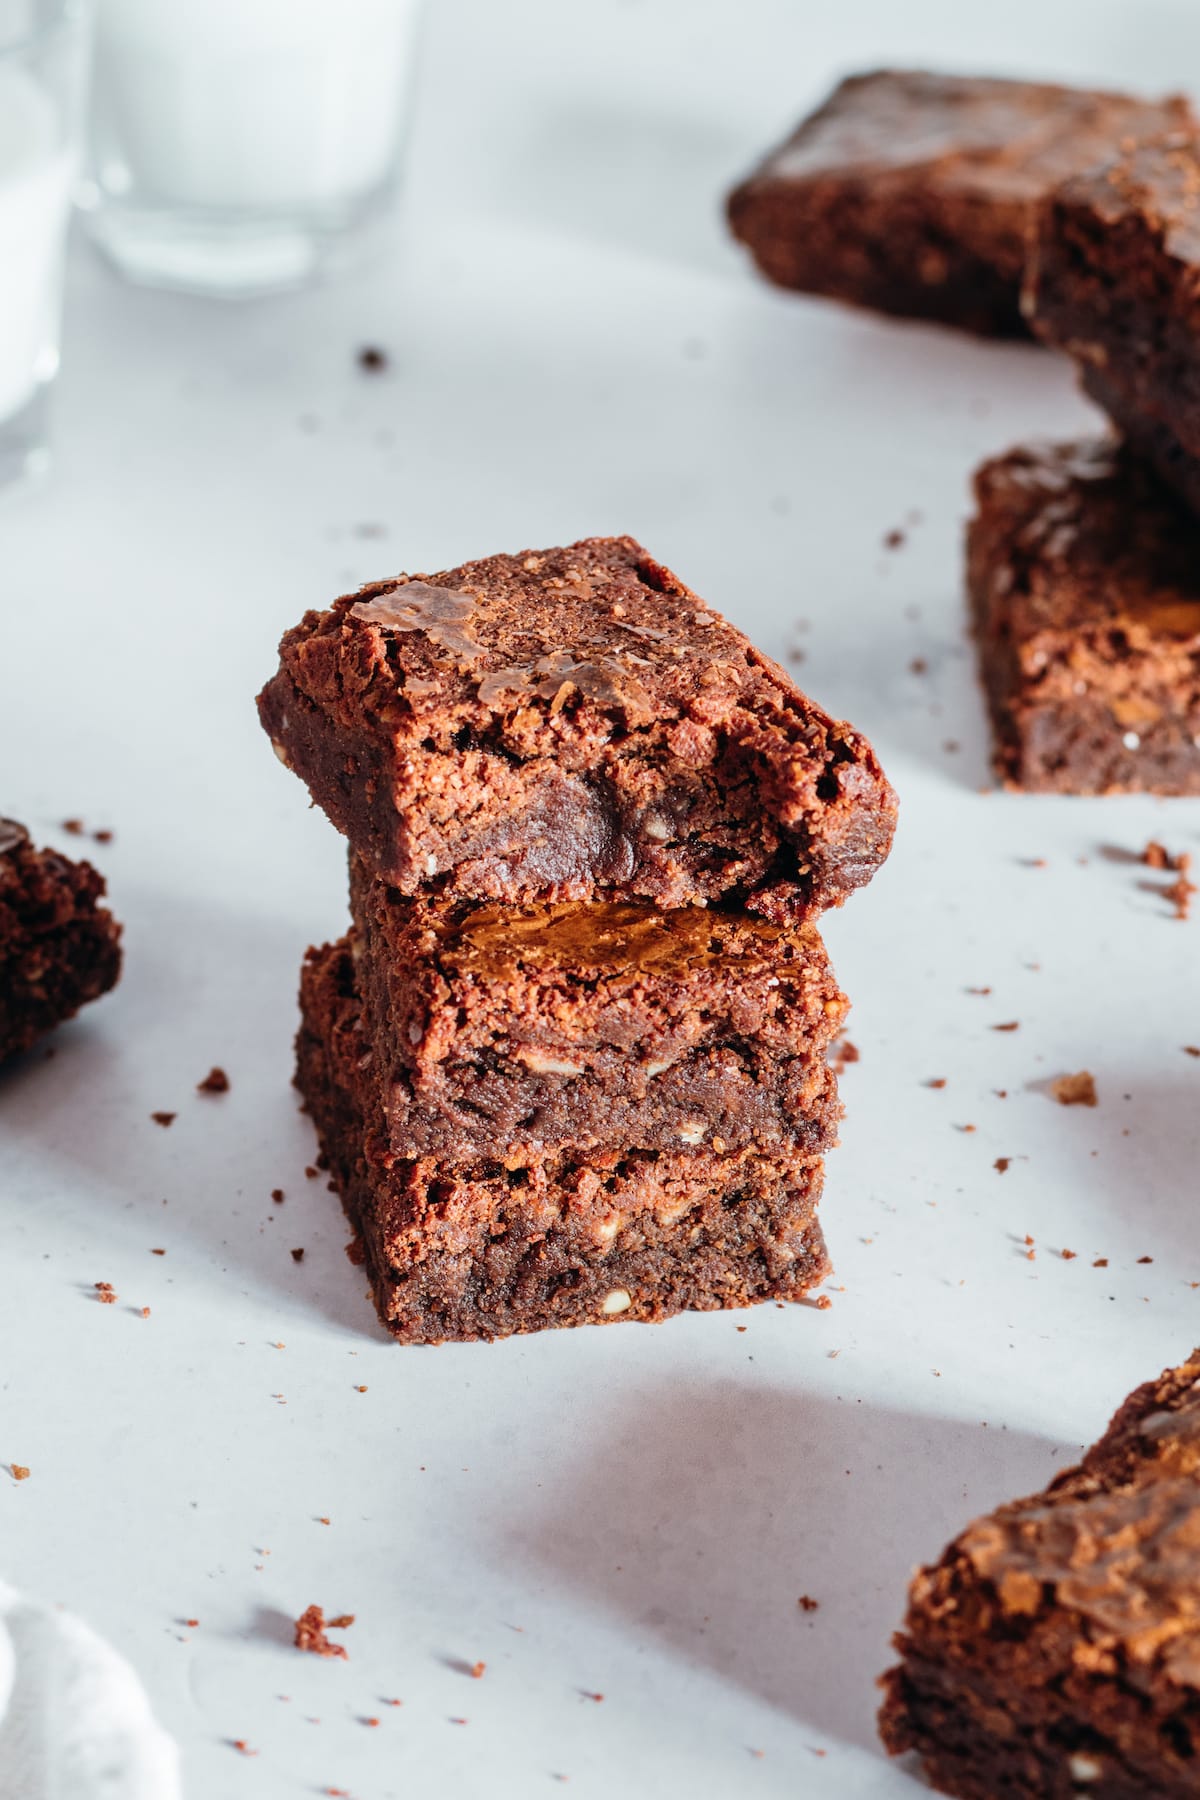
[5,1,1200,1794]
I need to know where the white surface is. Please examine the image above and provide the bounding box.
[94,0,422,209]
[0,1578,181,1800]
[0,67,71,424]
[4,1,1200,1795]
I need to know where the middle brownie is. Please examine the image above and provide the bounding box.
[348,854,846,1160]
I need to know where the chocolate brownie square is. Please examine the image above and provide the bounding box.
[348,854,844,1159]
[297,937,831,1343]
[258,537,896,923]
[728,71,1192,337]
[880,1349,1200,1798]
[0,820,122,1063]
[969,439,1200,793]
[1028,133,1200,514]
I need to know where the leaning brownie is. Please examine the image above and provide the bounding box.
[258,537,896,922]
[298,937,830,1344]
[968,439,1200,793]
[880,1349,1200,1798]
[727,71,1191,336]
[1028,134,1200,515]
[348,854,845,1159]
[0,819,122,1063]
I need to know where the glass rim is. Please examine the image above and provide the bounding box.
[0,0,87,61]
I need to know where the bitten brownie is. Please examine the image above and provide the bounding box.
[880,1349,1200,1799]
[0,819,122,1062]
[968,439,1200,793]
[1028,134,1200,515]
[348,853,845,1159]
[297,937,831,1344]
[258,536,896,922]
[728,71,1192,337]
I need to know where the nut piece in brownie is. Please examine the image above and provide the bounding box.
[297,937,830,1344]
[1028,134,1200,514]
[969,439,1200,794]
[880,1349,1200,1799]
[728,71,1192,337]
[349,854,845,1159]
[258,536,896,922]
[0,819,122,1063]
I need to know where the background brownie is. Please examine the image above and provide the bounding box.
[297,938,830,1344]
[0,819,122,1063]
[880,1349,1200,1799]
[968,439,1200,794]
[1028,134,1200,514]
[258,536,896,922]
[728,71,1192,337]
[349,855,845,1158]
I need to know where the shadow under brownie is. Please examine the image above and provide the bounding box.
[0,819,122,1063]
[258,535,896,923]
[297,937,830,1344]
[348,853,846,1160]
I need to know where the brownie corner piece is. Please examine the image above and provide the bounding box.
[257,535,896,920]
[0,819,123,1062]
[967,437,1200,794]
[296,935,831,1344]
[879,1349,1200,1799]
[728,70,1192,337]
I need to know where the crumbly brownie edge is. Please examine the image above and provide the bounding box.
[0,831,123,1062]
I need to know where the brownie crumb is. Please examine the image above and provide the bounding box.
[991,1021,1020,1033]
[798,1595,820,1612]
[1094,1257,1108,1268]
[93,828,114,844]
[271,1188,285,1203]
[1143,840,1191,872]
[10,1464,30,1481]
[151,1248,166,1255]
[95,1281,117,1304]
[305,1165,319,1178]
[150,1111,175,1127]
[1138,1255,1154,1265]
[1185,1046,1200,1058]
[883,528,906,550]
[357,345,388,372]
[291,1248,305,1263]
[231,1740,257,1757]
[994,1157,1011,1174]
[197,1066,229,1094]
[1050,1071,1097,1107]
[1164,873,1196,920]
[926,1078,947,1089]
[469,1661,486,1679]
[294,1604,351,1659]
[831,1037,860,1072]
[1061,1248,1077,1260]
[62,818,83,835]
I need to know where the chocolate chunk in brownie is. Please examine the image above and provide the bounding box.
[1027,133,1200,514]
[880,1349,1200,1799]
[968,439,1200,793]
[0,820,122,1063]
[728,71,1192,337]
[257,536,896,922]
[296,937,830,1344]
[348,854,845,1160]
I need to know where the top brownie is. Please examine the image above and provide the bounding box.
[258,536,896,920]
[1027,133,1200,515]
[728,71,1192,337]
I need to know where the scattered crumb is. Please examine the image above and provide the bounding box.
[383,1698,403,1707]
[814,1295,832,1311]
[294,1605,352,1660]
[580,1691,604,1703]
[991,1021,1020,1033]
[966,986,992,996]
[291,1248,305,1263]
[151,1248,165,1255]
[1094,1258,1108,1268]
[469,1662,486,1679]
[958,1124,977,1133]
[1143,841,1191,872]
[883,527,905,550]
[354,1385,368,1393]
[10,1464,30,1482]
[1061,1249,1077,1261]
[831,1038,860,1073]
[271,1188,285,1204]
[183,1618,199,1628]
[62,818,83,835]
[95,1281,117,1305]
[1165,874,1196,920]
[362,1716,380,1727]
[93,828,113,844]
[798,1595,820,1613]
[231,1740,257,1757]
[1050,1071,1097,1107]
[994,1157,1011,1174]
[909,657,927,675]
[1138,1256,1154,1265]
[150,1111,175,1128]
[305,1165,319,1178]
[358,345,388,372]
[139,1306,151,1319]
[1185,1047,1200,1058]
[197,1066,229,1094]
[926,1077,946,1089]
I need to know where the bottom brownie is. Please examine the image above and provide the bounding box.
[297,939,830,1344]
[0,820,122,1063]
[879,1350,1200,1799]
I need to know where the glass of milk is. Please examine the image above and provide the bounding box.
[81,0,425,297]
[0,0,89,491]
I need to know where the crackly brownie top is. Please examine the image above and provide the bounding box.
[972,439,1200,643]
[1045,130,1200,267]
[944,1352,1200,1685]
[739,71,1193,200]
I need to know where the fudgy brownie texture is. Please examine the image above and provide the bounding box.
[1027,134,1200,515]
[258,537,896,923]
[968,439,1200,793]
[348,853,845,1159]
[297,937,831,1344]
[0,819,122,1063]
[728,71,1193,337]
[880,1349,1200,1799]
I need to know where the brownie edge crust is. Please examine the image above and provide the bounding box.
[0,820,122,1062]
[297,938,831,1345]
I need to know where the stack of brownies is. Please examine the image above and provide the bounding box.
[258,535,896,1343]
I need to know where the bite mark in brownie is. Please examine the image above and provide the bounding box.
[296,939,831,1344]
[968,439,1200,793]
[257,536,896,921]
[0,819,122,1063]
[728,72,1192,337]
[880,1350,1200,1799]
[1027,133,1200,515]
[348,854,845,1159]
